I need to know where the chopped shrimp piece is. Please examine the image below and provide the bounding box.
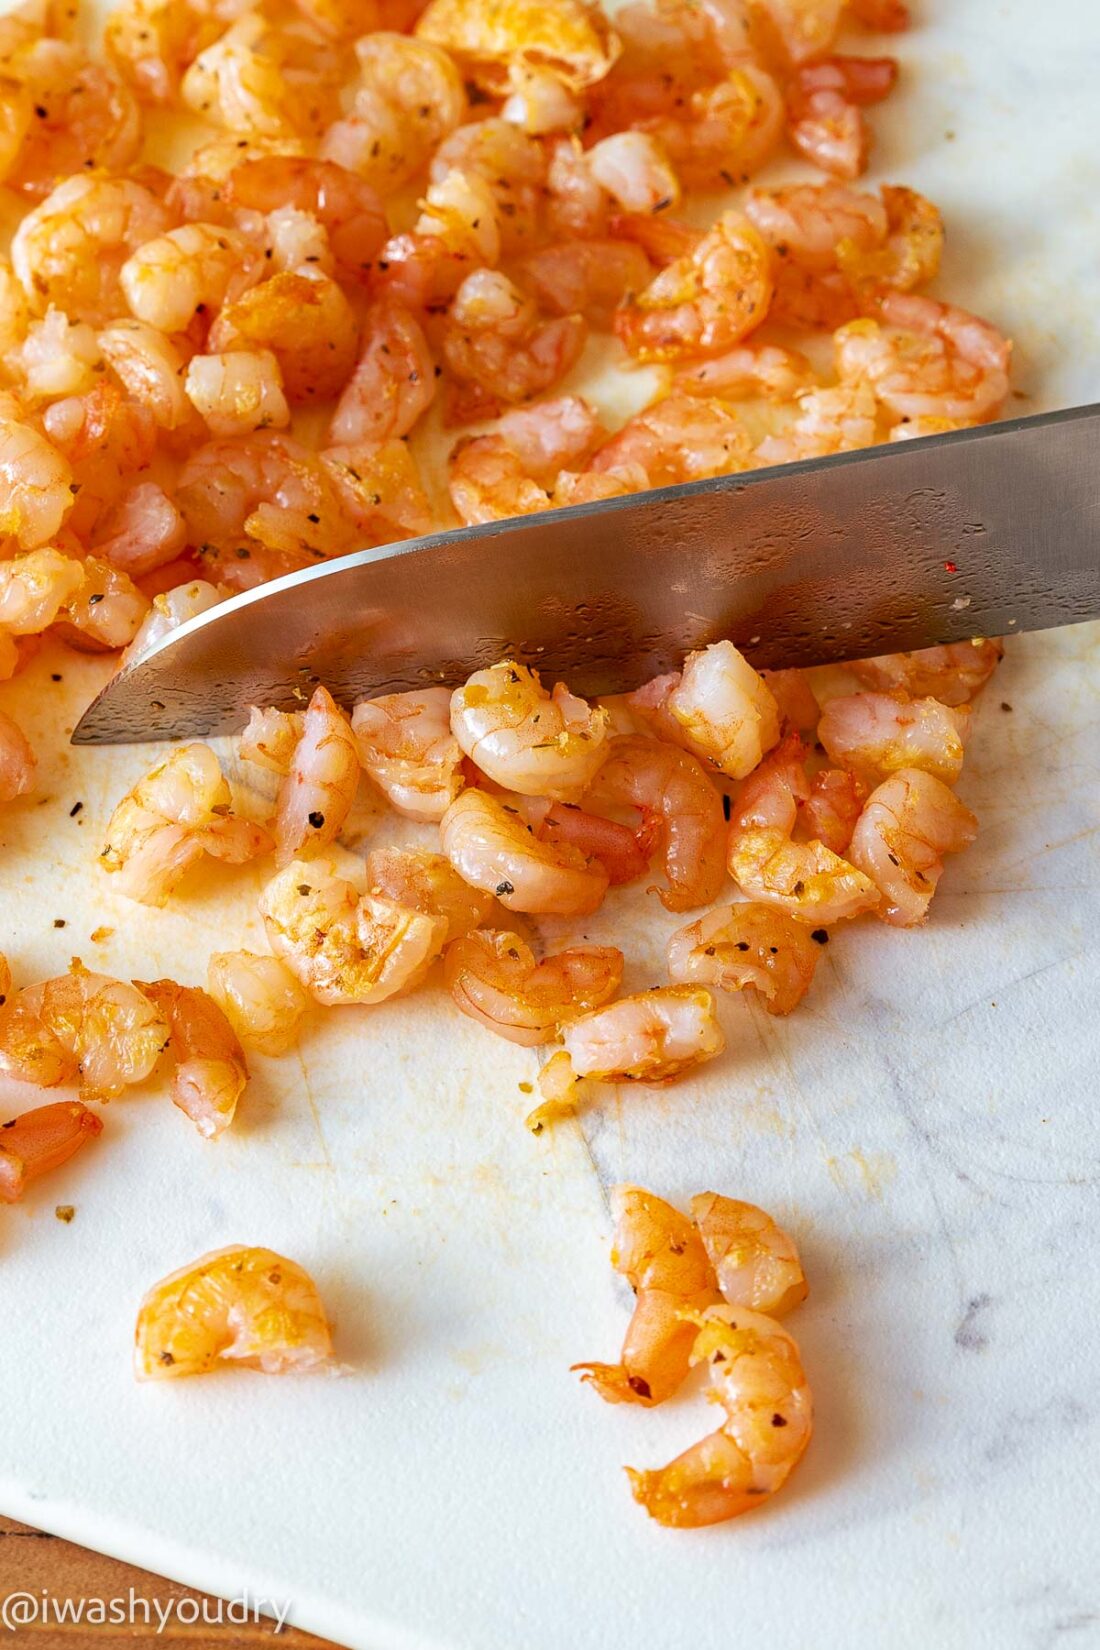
[177,432,356,562]
[673,343,815,401]
[225,155,386,284]
[590,394,752,486]
[321,439,433,545]
[500,62,584,132]
[351,687,463,822]
[734,730,810,833]
[448,395,605,523]
[640,63,784,192]
[445,929,623,1047]
[556,985,725,1089]
[430,118,547,255]
[614,211,773,361]
[134,1246,333,1379]
[0,415,72,548]
[0,961,167,1099]
[274,685,360,862]
[120,223,262,334]
[370,170,498,310]
[634,641,780,780]
[5,305,101,402]
[850,639,1004,706]
[4,38,141,195]
[744,181,888,272]
[544,132,608,239]
[691,1193,808,1317]
[588,735,726,912]
[667,902,819,1016]
[367,847,495,943]
[97,320,193,433]
[755,381,879,463]
[91,483,187,579]
[760,667,820,733]
[439,788,609,916]
[0,710,35,801]
[240,706,304,775]
[122,579,225,668]
[259,860,446,1005]
[0,547,83,635]
[414,0,621,91]
[180,11,342,139]
[320,32,466,193]
[329,300,435,446]
[11,174,172,327]
[835,294,1011,424]
[100,743,273,906]
[450,661,609,801]
[518,239,652,328]
[627,1303,812,1526]
[533,801,651,885]
[586,131,680,214]
[573,1186,720,1405]
[207,950,309,1056]
[836,183,943,296]
[137,979,248,1139]
[752,0,843,64]
[729,824,879,924]
[0,1101,103,1204]
[53,558,149,654]
[819,691,971,785]
[183,349,290,437]
[786,55,898,180]
[442,270,587,406]
[847,767,977,926]
[802,767,866,854]
[208,269,358,405]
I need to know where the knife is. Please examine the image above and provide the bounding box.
[73,402,1100,745]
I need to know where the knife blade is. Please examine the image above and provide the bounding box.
[73,403,1100,745]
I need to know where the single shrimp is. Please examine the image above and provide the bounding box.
[752,0,843,64]
[627,1302,812,1526]
[0,1100,103,1203]
[743,181,888,273]
[630,641,781,781]
[52,557,149,654]
[691,1193,808,1317]
[801,766,866,854]
[11,172,173,327]
[351,687,463,821]
[321,439,434,545]
[40,381,157,539]
[760,667,820,733]
[134,1246,333,1379]
[0,960,168,1099]
[329,300,436,446]
[91,482,188,578]
[207,268,359,405]
[274,685,361,862]
[450,661,610,801]
[673,343,815,402]
[319,32,466,191]
[176,432,356,561]
[849,638,1004,706]
[445,929,623,1047]
[239,705,303,774]
[847,766,977,926]
[0,414,72,548]
[259,859,446,1005]
[4,38,141,195]
[786,55,898,180]
[614,211,773,361]
[835,294,1011,424]
[367,846,496,944]
[97,320,194,433]
[448,395,606,523]
[442,269,587,406]
[585,131,681,214]
[588,394,753,487]
[207,951,309,1056]
[756,381,879,464]
[667,902,820,1016]
[531,800,651,886]
[413,0,621,91]
[639,62,784,191]
[499,62,584,133]
[136,979,248,1139]
[439,788,609,916]
[517,239,653,328]
[119,223,263,335]
[99,743,273,906]
[819,691,971,785]
[225,154,386,283]
[181,11,342,139]
[0,546,83,637]
[183,349,290,437]
[429,118,547,255]
[543,133,608,240]
[121,579,225,668]
[587,735,727,911]
[573,1186,720,1405]
[836,183,943,297]
[5,305,101,403]
[0,709,35,801]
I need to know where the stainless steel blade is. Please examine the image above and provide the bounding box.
[74,403,1100,744]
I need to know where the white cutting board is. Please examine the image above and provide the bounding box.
[2,2,1100,1648]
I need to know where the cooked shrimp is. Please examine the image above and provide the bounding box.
[819,691,970,785]
[589,394,752,486]
[329,300,435,446]
[586,131,680,214]
[734,730,810,833]
[429,117,547,254]
[755,381,878,463]
[836,183,943,296]
[0,546,83,636]
[752,0,843,64]
[351,687,463,821]
[137,979,248,1139]
[372,169,500,310]
[667,902,819,1016]
[543,132,608,240]
[120,223,262,335]
[847,766,977,926]
[849,638,1004,706]
[588,735,726,911]
[53,557,149,654]
[673,343,815,401]
[97,320,193,433]
[5,38,141,195]
[614,211,773,361]
[91,482,188,578]
[414,0,620,91]
[743,180,889,272]
[445,929,623,1047]
[183,349,290,437]
[848,0,909,26]
[518,239,652,329]
[177,432,356,561]
[134,1245,333,1379]
[573,1186,720,1406]
[442,270,587,406]
[321,439,433,545]
[786,54,898,180]
[0,710,35,801]
[259,859,446,1005]
[448,396,605,522]
[439,787,609,916]
[728,825,879,924]
[451,661,610,801]
[627,1302,812,1526]
[0,1100,103,1204]
[500,62,583,132]
[225,154,386,283]
[239,705,303,774]
[801,766,865,854]
[39,381,156,539]
[643,63,784,191]
[691,1194,808,1317]
[181,10,342,138]
[207,950,309,1056]
[760,667,820,732]
[11,173,172,327]
[207,269,358,405]
[5,305,101,402]
[835,293,1011,423]
[0,414,72,548]
[640,641,780,781]
[274,685,360,862]
[549,986,725,1101]
[122,579,225,667]
[366,846,495,943]
[0,960,167,1099]
[319,32,466,191]
[531,801,651,886]
[100,743,273,906]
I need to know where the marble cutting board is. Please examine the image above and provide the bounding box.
[1,1,1099,1647]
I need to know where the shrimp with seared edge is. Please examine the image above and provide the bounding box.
[134,1246,333,1379]
[207,950,310,1056]
[847,767,977,926]
[574,1186,720,1406]
[0,960,167,1099]
[629,641,780,780]
[439,788,609,916]
[0,1100,103,1203]
[819,691,970,785]
[352,687,463,822]
[366,847,495,943]
[691,1193,808,1316]
[850,639,1004,705]
[614,212,773,361]
[442,270,587,408]
[667,903,820,1016]
[450,660,609,801]
[445,930,623,1047]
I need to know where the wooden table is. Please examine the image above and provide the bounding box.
[0,1518,341,1646]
